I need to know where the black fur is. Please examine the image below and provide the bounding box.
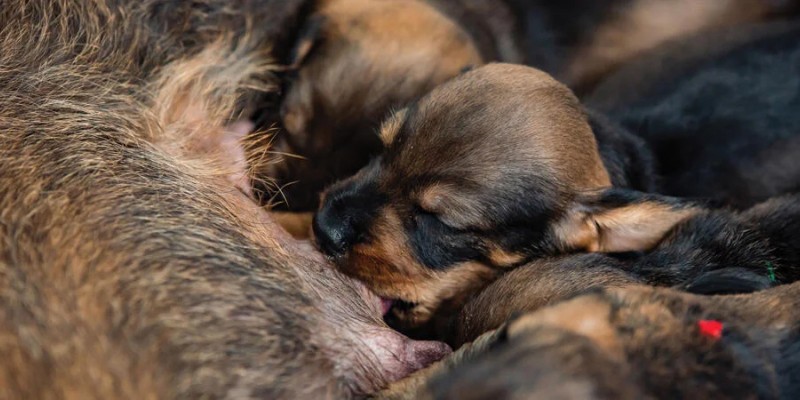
[587,21,800,208]
[503,0,635,77]
[313,161,387,257]
[612,193,800,290]
[587,110,657,192]
[430,284,800,399]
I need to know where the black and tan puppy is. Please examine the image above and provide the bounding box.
[259,0,795,212]
[259,0,483,211]
[314,64,618,333]
[314,33,800,335]
[395,281,800,399]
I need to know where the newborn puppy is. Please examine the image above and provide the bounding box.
[314,64,621,334]
[314,60,800,335]
[262,0,483,211]
[261,0,793,211]
[412,282,800,399]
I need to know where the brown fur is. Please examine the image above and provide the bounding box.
[314,64,694,333]
[553,192,702,253]
[451,254,640,347]
[255,0,792,212]
[387,282,800,399]
[259,0,482,211]
[565,0,789,88]
[0,1,452,398]
[271,211,314,239]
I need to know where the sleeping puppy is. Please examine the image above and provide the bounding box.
[313,60,800,336]
[260,0,483,211]
[259,0,794,211]
[390,281,800,399]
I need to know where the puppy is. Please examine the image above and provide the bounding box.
[258,0,793,212]
[259,0,483,211]
[314,54,800,335]
[403,282,800,399]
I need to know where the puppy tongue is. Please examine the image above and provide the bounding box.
[380,298,395,316]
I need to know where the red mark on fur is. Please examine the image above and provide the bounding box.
[698,320,723,340]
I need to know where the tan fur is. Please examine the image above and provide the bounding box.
[555,199,701,253]
[379,109,408,147]
[339,208,498,329]
[507,296,625,361]
[566,0,776,87]
[450,254,640,346]
[485,248,526,267]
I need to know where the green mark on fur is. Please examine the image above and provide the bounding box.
[767,262,777,283]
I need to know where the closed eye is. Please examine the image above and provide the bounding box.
[413,205,445,226]
[414,205,469,233]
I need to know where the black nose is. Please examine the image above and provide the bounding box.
[313,200,358,257]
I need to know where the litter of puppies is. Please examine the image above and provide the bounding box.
[2,0,800,398]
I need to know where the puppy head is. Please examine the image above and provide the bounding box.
[271,0,483,210]
[313,64,700,332]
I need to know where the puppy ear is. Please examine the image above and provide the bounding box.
[288,15,325,68]
[553,188,701,253]
[378,108,408,146]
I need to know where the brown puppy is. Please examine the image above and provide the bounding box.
[313,63,663,334]
[385,281,800,399]
[258,0,795,212]
[0,1,450,398]
[260,0,483,211]
[314,62,800,336]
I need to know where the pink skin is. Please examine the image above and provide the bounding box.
[220,120,451,391]
[221,120,255,197]
[381,298,396,316]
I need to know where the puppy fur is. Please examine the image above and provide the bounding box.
[412,282,800,399]
[259,0,483,211]
[428,192,800,344]
[257,0,791,212]
[451,189,800,345]
[314,22,800,336]
[587,20,800,208]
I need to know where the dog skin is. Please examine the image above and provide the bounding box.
[314,51,800,337]
[256,0,794,214]
[393,282,800,399]
[0,1,452,398]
